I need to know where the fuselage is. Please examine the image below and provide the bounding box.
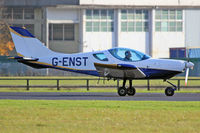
[25,48,190,80]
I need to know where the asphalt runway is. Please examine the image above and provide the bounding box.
[0,92,199,101]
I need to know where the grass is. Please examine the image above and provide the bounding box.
[0,100,199,133]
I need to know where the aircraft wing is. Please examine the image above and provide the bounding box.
[94,63,146,79]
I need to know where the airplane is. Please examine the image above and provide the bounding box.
[7,26,194,96]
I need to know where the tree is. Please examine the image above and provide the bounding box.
[0,21,16,56]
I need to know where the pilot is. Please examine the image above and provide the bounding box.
[124,51,132,61]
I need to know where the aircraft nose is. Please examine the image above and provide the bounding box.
[185,61,194,69]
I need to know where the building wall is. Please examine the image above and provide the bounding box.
[118,32,149,54]
[34,8,44,41]
[49,24,80,53]
[82,9,116,52]
[82,9,150,54]
[0,7,44,40]
[43,7,200,57]
[84,32,115,52]
[47,8,79,23]
[152,9,185,58]
[117,9,150,54]
[46,8,80,53]
[185,9,200,48]
[153,32,185,58]
[1,1,200,58]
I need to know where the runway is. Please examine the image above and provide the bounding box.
[0,92,199,101]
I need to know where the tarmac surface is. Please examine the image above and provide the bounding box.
[0,92,199,101]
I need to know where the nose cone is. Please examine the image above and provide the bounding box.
[186,62,194,69]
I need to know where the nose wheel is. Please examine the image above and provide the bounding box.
[164,80,177,96]
[165,87,175,96]
[117,79,136,96]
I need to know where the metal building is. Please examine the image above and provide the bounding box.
[1,0,200,58]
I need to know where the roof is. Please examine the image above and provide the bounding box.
[0,0,79,7]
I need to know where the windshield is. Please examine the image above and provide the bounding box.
[109,48,150,62]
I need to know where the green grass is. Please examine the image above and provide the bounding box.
[0,100,199,133]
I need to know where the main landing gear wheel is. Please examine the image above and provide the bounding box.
[117,79,136,96]
[118,87,127,96]
[127,87,136,96]
[165,87,175,96]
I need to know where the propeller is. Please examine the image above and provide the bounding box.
[184,49,194,86]
[185,68,189,86]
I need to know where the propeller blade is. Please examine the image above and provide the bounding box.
[185,68,189,86]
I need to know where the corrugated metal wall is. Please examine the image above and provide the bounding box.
[188,48,200,58]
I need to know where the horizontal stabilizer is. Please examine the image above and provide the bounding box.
[8,56,39,61]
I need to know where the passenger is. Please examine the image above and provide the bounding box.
[124,51,132,61]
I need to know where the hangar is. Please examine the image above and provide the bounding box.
[1,0,200,58]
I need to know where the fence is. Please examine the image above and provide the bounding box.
[0,78,199,91]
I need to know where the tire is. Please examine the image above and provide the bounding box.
[127,87,136,96]
[165,87,175,96]
[118,87,127,96]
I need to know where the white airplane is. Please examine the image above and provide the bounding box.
[8,26,194,96]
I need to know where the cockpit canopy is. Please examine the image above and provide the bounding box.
[109,48,151,62]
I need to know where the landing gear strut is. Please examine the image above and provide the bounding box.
[117,79,136,96]
[164,80,177,96]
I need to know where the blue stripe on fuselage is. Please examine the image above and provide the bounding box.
[140,68,181,79]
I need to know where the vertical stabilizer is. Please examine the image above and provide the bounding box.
[9,26,55,58]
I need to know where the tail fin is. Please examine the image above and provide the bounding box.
[9,26,54,58]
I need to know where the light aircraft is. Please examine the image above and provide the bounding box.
[7,26,194,96]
